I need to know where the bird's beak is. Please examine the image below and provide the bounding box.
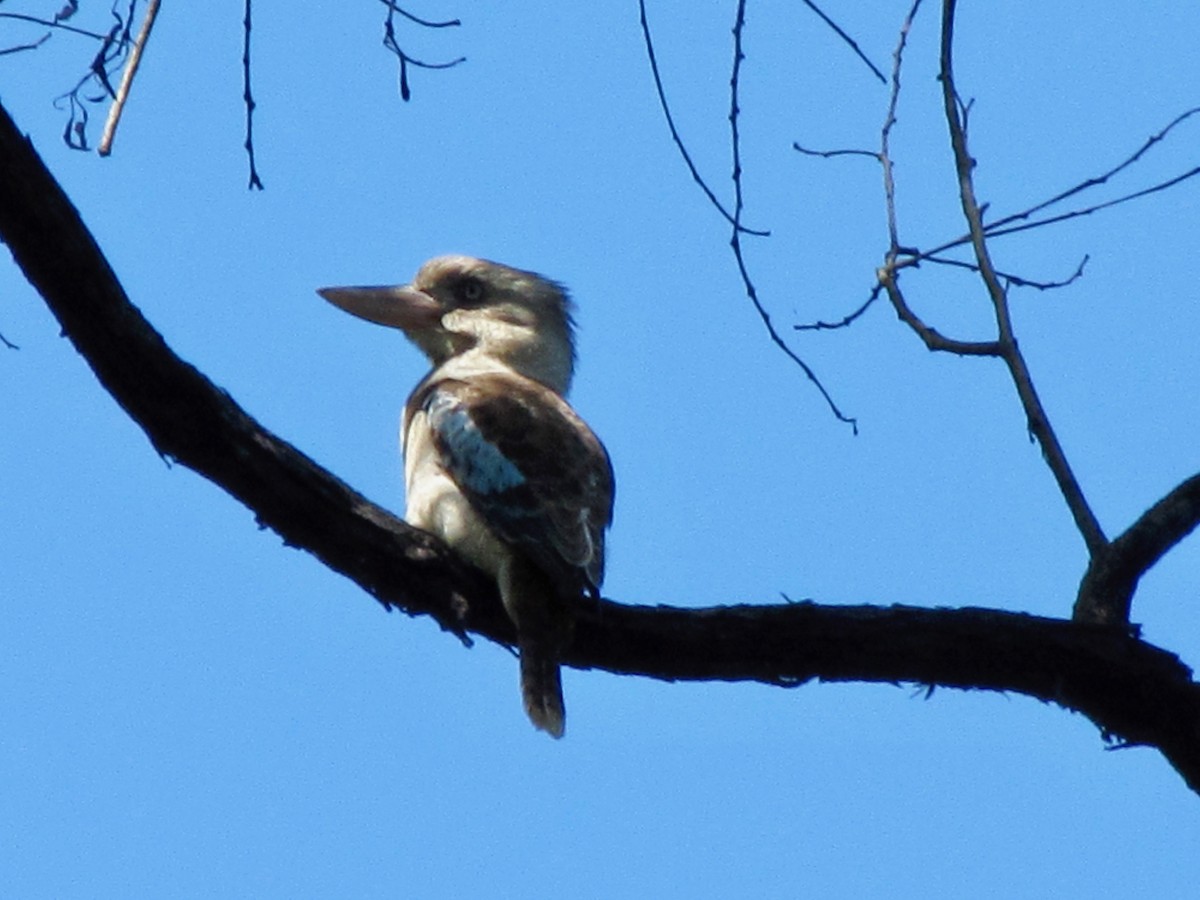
[316,284,443,332]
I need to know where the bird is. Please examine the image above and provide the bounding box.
[318,255,614,737]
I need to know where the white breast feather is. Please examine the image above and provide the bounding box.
[402,408,512,580]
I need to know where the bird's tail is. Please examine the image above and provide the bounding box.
[519,636,565,738]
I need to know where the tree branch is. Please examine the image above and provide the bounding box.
[725,0,856,431]
[3,99,1200,793]
[242,0,264,190]
[637,0,768,237]
[97,0,160,157]
[938,0,1108,559]
[1075,473,1200,625]
[877,267,1001,356]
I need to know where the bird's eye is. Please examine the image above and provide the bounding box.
[458,278,485,305]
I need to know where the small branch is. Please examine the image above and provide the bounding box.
[924,252,1089,292]
[0,329,19,350]
[878,267,1001,356]
[798,0,887,84]
[1076,473,1200,625]
[0,12,109,41]
[375,0,461,29]
[242,0,263,190]
[938,0,1107,559]
[790,3,921,344]
[982,165,1200,241]
[881,0,923,255]
[877,0,993,359]
[381,2,465,102]
[97,0,161,157]
[794,285,881,332]
[792,142,879,161]
[986,106,1200,234]
[728,0,855,430]
[886,104,1200,274]
[637,0,769,237]
[0,30,50,55]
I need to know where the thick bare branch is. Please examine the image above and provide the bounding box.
[1076,474,1200,625]
[4,99,1200,793]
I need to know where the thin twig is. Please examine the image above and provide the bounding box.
[888,105,1200,273]
[939,0,1107,558]
[793,2,918,342]
[983,166,1200,240]
[792,142,879,161]
[728,0,855,430]
[924,252,1089,291]
[381,2,466,102]
[243,0,263,190]
[0,330,19,350]
[0,31,50,55]
[986,106,1200,233]
[794,286,881,331]
[0,12,109,41]
[375,0,461,29]
[881,0,923,256]
[637,0,769,237]
[874,0,997,358]
[97,0,161,157]
[798,0,887,84]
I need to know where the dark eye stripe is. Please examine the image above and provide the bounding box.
[457,277,486,306]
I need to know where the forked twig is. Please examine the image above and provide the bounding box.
[888,106,1200,273]
[875,0,996,357]
[376,0,461,29]
[987,106,1200,234]
[727,0,856,430]
[381,2,466,102]
[637,0,768,237]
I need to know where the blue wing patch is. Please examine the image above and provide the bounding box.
[412,373,614,597]
[426,390,527,494]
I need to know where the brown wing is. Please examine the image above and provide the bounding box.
[416,372,614,596]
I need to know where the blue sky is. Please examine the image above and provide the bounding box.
[3,2,1199,897]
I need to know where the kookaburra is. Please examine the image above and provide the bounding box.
[318,255,614,737]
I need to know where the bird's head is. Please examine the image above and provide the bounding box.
[319,255,576,394]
